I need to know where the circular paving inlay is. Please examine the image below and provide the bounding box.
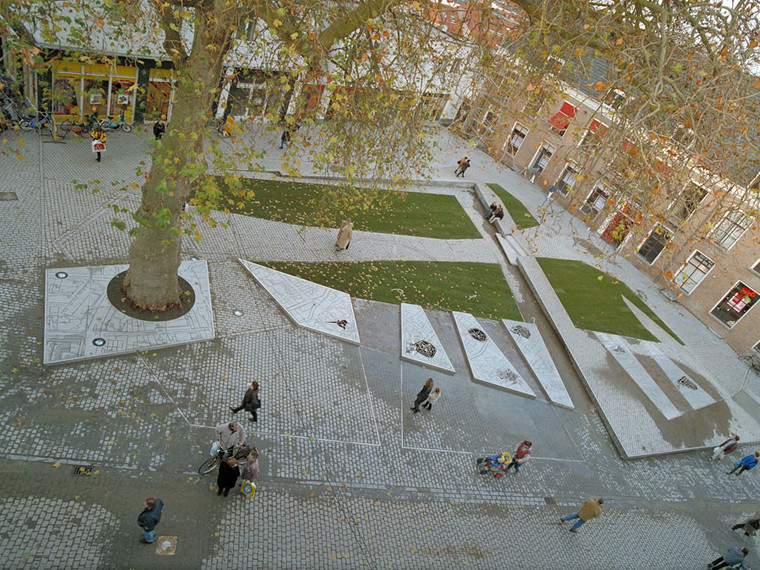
[233,309,244,317]
[92,338,106,347]
[468,328,487,342]
[55,271,68,279]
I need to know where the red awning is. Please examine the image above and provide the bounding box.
[589,119,608,138]
[548,102,577,131]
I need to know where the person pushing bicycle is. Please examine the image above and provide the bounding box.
[214,420,246,456]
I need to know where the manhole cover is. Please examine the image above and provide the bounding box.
[55,271,69,279]
[73,465,93,476]
[92,338,106,347]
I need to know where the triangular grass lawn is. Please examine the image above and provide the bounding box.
[537,257,683,344]
[486,183,539,229]
[209,178,481,239]
[260,261,522,321]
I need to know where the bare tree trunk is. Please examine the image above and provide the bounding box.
[123,0,235,310]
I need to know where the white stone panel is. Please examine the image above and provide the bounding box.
[400,303,455,373]
[43,260,215,364]
[637,341,716,410]
[595,332,682,420]
[452,311,535,398]
[239,259,360,345]
[502,319,574,409]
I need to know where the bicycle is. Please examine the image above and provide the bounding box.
[198,442,252,475]
[100,110,133,133]
[18,112,54,132]
[59,120,94,136]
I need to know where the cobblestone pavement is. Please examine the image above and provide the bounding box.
[0,128,759,569]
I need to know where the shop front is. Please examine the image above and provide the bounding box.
[50,60,138,123]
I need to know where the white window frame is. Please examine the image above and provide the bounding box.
[673,250,715,294]
[528,142,555,176]
[710,281,759,329]
[505,123,528,155]
[556,162,579,197]
[636,224,672,265]
[711,210,751,250]
[750,258,760,277]
[581,183,609,217]
[671,182,708,221]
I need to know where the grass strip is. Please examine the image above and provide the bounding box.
[486,183,539,229]
[537,257,683,344]
[211,178,480,239]
[261,260,522,321]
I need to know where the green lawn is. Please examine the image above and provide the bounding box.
[537,257,683,344]
[486,183,539,229]
[261,261,522,321]
[206,178,480,239]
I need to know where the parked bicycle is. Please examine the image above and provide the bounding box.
[198,442,252,475]
[18,112,54,132]
[59,120,93,136]
[100,110,132,133]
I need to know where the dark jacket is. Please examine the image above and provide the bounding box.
[414,385,432,404]
[153,121,165,137]
[217,462,240,489]
[737,454,758,469]
[137,498,164,531]
[242,387,261,412]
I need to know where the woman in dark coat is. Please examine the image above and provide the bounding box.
[230,381,261,422]
[410,378,434,413]
[217,457,240,497]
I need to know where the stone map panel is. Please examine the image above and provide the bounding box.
[636,341,716,410]
[595,332,682,420]
[452,311,535,398]
[400,303,455,373]
[43,261,214,364]
[502,319,574,409]
[239,259,360,345]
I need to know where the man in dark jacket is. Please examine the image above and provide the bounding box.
[138,497,164,544]
[230,381,261,422]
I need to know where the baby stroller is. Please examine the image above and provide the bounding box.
[476,452,512,478]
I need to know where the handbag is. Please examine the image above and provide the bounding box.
[240,480,256,497]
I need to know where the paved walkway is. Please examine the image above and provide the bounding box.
[1,126,759,568]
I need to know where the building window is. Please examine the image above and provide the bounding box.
[711,210,750,250]
[751,259,760,276]
[711,282,758,328]
[581,183,610,217]
[608,88,627,110]
[528,143,555,177]
[754,340,760,354]
[548,101,577,136]
[674,251,715,294]
[556,163,579,197]
[673,182,708,221]
[506,124,528,155]
[242,20,257,41]
[637,225,672,264]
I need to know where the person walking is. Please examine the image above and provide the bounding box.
[279,127,291,149]
[215,420,247,455]
[335,220,353,251]
[459,157,471,177]
[504,440,532,474]
[216,457,240,497]
[153,117,165,140]
[230,381,261,423]
[560,497,604,533]
[137,497,164,544]
[455,156,468,177]
[410,378,433,413]
[90,124,107,163]
[707,546,750,569]
[422,387,441,411]
[711,434,740,461]
[732,512,760,537]
[727,451,759,476]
